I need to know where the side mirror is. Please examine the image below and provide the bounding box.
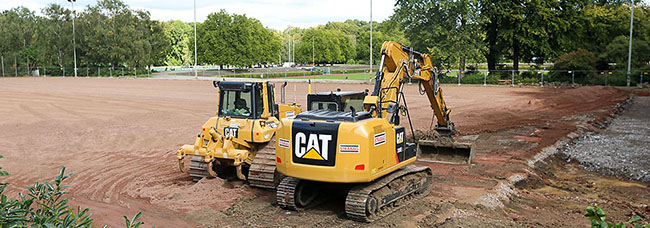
[212,80,220,88]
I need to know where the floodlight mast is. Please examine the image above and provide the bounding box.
[194,0,198,80]
[626,5,634,87]
[369,0,373,82]
[68,0,77,77]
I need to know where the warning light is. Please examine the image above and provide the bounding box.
[354,164,365,170]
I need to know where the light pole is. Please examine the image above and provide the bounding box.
[626,5,634,87]
[193,0,198,80]
[68,0,77,77]
[369,0,373,82]
[312,36,314,66]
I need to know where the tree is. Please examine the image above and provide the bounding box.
[196,10,280,68]
[39,4,72,68]
[394,0,486,76]
[550,48,598,83]
[162,20,192,66]
[600,36,650,69]
[295,28,354,65]
[480,0,577,72]
[375,17,409,46]
[355,30,386,64]
[1,7,39,73]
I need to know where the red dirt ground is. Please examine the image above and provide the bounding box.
[0,77,634,227]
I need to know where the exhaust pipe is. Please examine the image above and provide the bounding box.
[281,81,287,103]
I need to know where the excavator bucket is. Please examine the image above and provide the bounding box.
[417,138,474,164]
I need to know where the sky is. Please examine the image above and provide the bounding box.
[0,0,397,30]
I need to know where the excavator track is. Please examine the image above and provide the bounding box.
[248,138,280,189]
[276,176,323,210]
[188,155,213,182]
[345,165,433,222]
[276,176,300,210]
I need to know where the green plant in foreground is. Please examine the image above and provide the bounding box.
[1,155,147,227]
[124,212,144,228]
[585,203,649,228]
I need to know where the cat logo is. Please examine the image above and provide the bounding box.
[291,121,339,166]
[294,132,332,161]
[224,127,238,138]
[396,131,404,144]
[395,127,410,163]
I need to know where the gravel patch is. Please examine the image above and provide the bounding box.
[564,96,650,183]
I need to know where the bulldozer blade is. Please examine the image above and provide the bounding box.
[417,140,474,164]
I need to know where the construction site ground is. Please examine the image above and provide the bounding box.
[0,77,648,227]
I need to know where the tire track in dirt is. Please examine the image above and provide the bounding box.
[0,77,631,227]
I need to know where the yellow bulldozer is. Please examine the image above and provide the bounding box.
[275,41,473,221]
[176,81,301,188]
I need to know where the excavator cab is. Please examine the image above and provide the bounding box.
[306,90,367,112]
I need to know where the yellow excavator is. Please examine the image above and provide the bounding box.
[275,41,473,221]
[176,81,301,188]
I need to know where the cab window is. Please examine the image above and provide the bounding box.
[341,96,364,112]
[267,84,276,116]
[220,90,252,117]
[254,86,264,117]
[310,101,338,111]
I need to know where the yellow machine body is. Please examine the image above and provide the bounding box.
[176,81,301,185]
[276,41,472,186]
[276,117,415,183]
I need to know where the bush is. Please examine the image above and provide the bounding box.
[220,71,323,78]
[550,49,598,84]
[438,72,458,84]
[330,68,370,74]
[460,72,497,84]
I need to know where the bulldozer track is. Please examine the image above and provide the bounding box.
[248,137,280,189]
[188,155,212,182]
[345,165,433,222]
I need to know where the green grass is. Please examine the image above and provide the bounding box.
[293,73,373,80]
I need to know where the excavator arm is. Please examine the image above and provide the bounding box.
[365,41,455,135]
[365,41,473,164]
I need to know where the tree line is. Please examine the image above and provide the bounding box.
[392,0,650,78]
[0,0,406,74]
[0,0,166,74]
[3,0,646,77]
[194,13,407,68]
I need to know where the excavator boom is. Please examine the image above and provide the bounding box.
[367,41,473,164]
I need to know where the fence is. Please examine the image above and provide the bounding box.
[434,69,650,87]
[0,66,152,78]
[1,62,648,87]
